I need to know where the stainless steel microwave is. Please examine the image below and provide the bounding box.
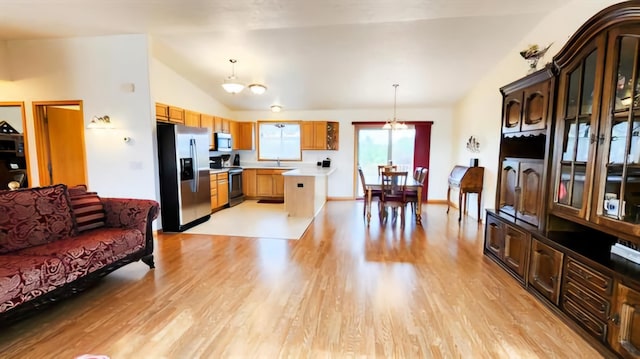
[214,133,232,152]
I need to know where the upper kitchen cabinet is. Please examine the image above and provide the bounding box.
[156,103,169,122]
[185,110,201,128]
[301,121,339,150]
[200,114,215,149]
[550,9,640,240]
[214,117,231,134]
[155,103,185,124]
[230,121,254,150]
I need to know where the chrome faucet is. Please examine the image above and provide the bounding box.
[276,158,281,167]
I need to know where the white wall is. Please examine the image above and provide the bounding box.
[0,41,9,81]
[452,0,623,221]
[234,107,453,199]
[0,35,158,202]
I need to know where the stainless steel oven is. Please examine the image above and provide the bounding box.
[228,167,244,207]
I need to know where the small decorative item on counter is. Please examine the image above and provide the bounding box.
[520,43,553,73]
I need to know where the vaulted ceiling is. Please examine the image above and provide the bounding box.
[0,0,565,111]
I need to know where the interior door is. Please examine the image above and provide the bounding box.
[45,107,87,186]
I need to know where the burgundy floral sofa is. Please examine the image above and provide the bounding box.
[0,184,159,325]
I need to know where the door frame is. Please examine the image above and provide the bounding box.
[0,101,30,187]
[32,100,86,186]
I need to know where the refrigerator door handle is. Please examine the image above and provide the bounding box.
[190,138,198,192]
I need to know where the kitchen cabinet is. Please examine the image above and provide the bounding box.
[217,172,229,207]
[256,169,286,198]
[609,283,640,357]
[200,114,215,149]
[168,106,185,124]
[301,121,339,150]
[499,158,544,226]
[230,121,254,150]
[156,103,169,122]
[214,117,231,134]
[185,110,201,128]
[210,173,217,210]
[243,169,257,197]
[484,212,530,284]
[529,238,563,305]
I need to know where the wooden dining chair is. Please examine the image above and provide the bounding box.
[377,164,398,177]
[379,171,409,227]
[358,166,382,218]
[408,168,428,213]
[413,166,423,181]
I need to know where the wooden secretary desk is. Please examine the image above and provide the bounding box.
[447,165,484,222]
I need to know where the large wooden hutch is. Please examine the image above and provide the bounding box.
[484,2,640,358]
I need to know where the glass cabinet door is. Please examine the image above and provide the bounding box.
[597,35,640,227]
[554,49,599,217]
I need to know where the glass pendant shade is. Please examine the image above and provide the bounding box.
[383,84,407,130]
[222,59,244,94]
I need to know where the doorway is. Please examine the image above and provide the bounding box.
[33,101,87,187]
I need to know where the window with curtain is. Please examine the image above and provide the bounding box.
[257,121,302,161]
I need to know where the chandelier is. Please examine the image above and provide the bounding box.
[221,59,245,94]
[383,84,407,130]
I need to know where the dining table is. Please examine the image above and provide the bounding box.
[363,173,423,226]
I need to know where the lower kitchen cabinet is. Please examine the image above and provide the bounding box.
[609,283,640,358]
[529,238,563,305]
[255,169,286,198]
[243,169,257,197]
[484,211,530,284]
[210,172,229,210]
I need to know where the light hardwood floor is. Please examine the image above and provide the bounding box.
[0,202,602,358]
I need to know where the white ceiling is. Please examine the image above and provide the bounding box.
[0,0,564,111]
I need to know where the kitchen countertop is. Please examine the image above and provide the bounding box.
[209,168,229,174]
[281,167,336,177]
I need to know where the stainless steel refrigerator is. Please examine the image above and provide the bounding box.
[157,123,211,232]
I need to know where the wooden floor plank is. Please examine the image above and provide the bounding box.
[0,202,602,358]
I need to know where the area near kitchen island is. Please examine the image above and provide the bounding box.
[283,167,336,217]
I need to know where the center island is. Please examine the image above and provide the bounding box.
[282,167,336,217]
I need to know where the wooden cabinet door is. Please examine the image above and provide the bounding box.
[214,117,223,133]
[502,91,523,134]
[234,122,254,150]
[222,118,231,133]
[609,283,640,358]
[218,174,229,207]
[518,160,544,226]
[210,174,218,210]
[156,103,169,122]
[256,173,274,196]
[313,121,327,149]
[229,121,239,149]
[484,213,504,259]
[273,172,285,197]
[503,225,530,281]
[301,122,315,150]
[500,159,519,217]
[521,81,549,132]
[529,239,564,305]
[243,169,257,197]
[169,107,185,124]
[185,110,201,128]
[200,114,215,149]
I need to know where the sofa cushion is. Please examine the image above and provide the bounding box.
[16,228,145,282]
[70,192,105,232]
[0,184,76,254]
[0,255,67,313]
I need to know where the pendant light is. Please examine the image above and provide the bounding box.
[221,59,244,94]
[383,84,408,130]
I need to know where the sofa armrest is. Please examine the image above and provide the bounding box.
[101,198,160,232]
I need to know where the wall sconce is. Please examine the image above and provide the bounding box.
[88,115,112,129]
